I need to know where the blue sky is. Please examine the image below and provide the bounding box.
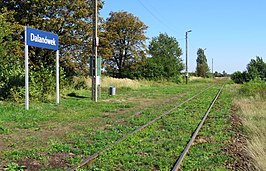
[100,0,266,74]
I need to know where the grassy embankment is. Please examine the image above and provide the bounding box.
[232,80,266,171]
[0,77,239,170]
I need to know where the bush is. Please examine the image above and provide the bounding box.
[2,63,67,102]
[29,64,56,101]
[0,11,24,100]
[0,62,24,100]
[239,79,266,98]
[71,76,90,90]
[170,75,182,84]
[231,71,250,84]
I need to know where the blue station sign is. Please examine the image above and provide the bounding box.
[26,27,58,50]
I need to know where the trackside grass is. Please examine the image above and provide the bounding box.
[234,97,266,171]
[233,81,266,171]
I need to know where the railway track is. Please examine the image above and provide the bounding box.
[172,84,224,171]
[68,84,224,170]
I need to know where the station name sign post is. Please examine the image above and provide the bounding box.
[25,27,59,110]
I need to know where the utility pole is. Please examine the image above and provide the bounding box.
[185,30,192,84]
[92,0,98,102]
[212,58,213,75]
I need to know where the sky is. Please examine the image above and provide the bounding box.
[100,0,266,74]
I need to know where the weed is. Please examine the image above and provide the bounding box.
[0,125,9,134]
[4,162,26,171]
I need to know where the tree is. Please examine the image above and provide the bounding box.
[0,9,24,99]
[214,71,223,77]
[0,0,103,77]
[247,56,266,80]
[146,33,183,80]
[196,48,209,77]
[231,71,250,84]
[0,1,105,100]
[222,70,228,77]
[231,56,265,84]
[102,11,148,78]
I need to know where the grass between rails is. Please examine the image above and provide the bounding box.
[0,82,216,170]
[180,84,233,170]
[85,84,233,170]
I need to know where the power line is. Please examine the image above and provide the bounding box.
[135,0,178,35]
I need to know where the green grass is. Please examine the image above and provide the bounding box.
[180,84,233,170]
[87,84,232,170]
[0,81,234,170]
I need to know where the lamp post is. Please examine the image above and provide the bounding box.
[185,30,192,84]
[203,49,213,76]
[92,0,98,102]
[212,58,213,75]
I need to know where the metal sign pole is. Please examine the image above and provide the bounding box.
[25,26,29,110]
[24,26,59,110]
[56,50,59,104]
[92,0,98,102]
[185,30,192,84]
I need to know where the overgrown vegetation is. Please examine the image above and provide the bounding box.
[0,10,24,100]
[180,85,233,170]
[0,80,236,170]
[230,56,266,170]
[238,79,266,98]
[233,80,266,170]
[88,84,233,170]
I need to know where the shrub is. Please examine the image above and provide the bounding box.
[71,76,90,90]
[0,10,24,100]
[231,71,251,84]
[0,62,24,100]
[239,79,266,98]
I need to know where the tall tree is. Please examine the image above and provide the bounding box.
[247,56,266,80]
[146,33,183,80]
[102,11,148,78]
[196,48,209,77]
[0,0,103,77]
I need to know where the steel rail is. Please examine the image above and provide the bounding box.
[68,84,215,171]
[172,84,225,171]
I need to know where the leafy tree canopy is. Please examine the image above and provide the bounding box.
[247,56,266,80]
[146,33,183,80]
[0,0,103,77]
[102,11,148,78]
